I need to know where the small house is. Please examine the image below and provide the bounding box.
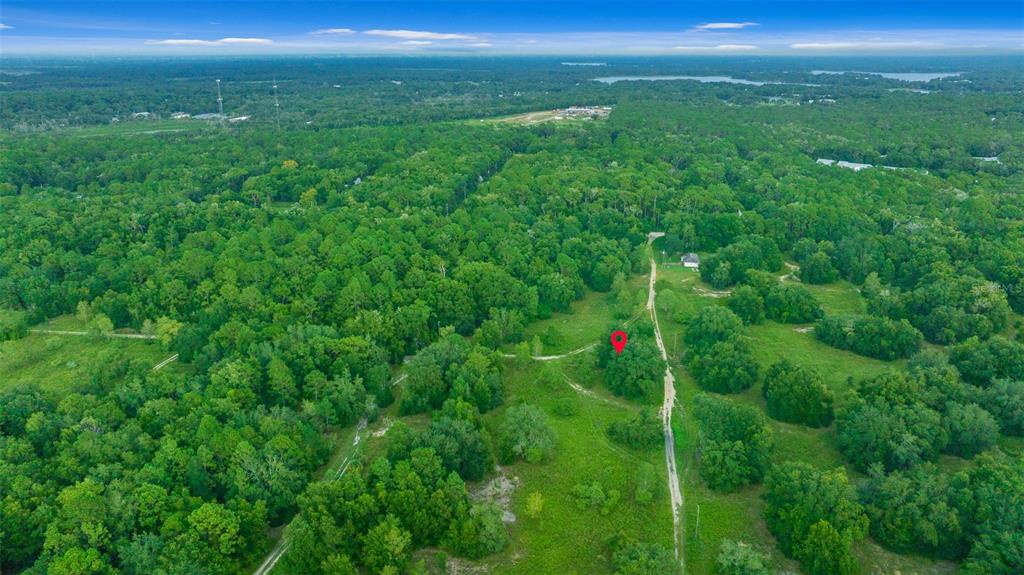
[682,253,700,269]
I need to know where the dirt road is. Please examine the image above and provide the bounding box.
[646,233,685,567]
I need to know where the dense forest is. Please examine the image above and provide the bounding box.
[1,55,1023,575]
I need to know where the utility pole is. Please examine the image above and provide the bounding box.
[272,76,281,130]
[216,79,224,119]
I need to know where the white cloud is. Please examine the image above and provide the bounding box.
[693,22,759,31]
[0,23,11,30]
[791,41,941,50]
[149,37,273,46]
[468,42,494,47]
[310,28,355,35]
[401,40,432,46]
[364,29,476,40]
[673,44,760,51]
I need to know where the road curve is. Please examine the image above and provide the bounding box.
[646,232,685,568]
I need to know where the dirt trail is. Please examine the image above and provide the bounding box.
[646,232,685,568]
[30,328,157,340]
[253,372,405,575]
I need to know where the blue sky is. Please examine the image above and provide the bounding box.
[1,1,1022,55]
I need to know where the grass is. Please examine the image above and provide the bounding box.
[0,316,172,397]
[482,359,674,575]
[513,274,647,356]
[68,119,211,137]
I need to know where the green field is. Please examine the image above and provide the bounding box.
[0,316,173,397]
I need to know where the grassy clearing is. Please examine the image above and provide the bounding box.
[68,119,210,137]
[483,359,673,575]
[0,330,169,397]
[514,274,647,356]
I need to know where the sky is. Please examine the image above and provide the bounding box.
[1,1,1022,56]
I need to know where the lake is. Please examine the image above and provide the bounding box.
[811,71,961,82]
[593,75,774,85]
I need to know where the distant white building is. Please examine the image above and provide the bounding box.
[682,253,700,269]
[227,115,251,123]
[131,112,152,119]
[170,112,191,120]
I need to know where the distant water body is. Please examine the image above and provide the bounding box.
[593,75,776,85]
[811,71,961,82]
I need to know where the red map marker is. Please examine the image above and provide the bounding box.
[610,330,628,355]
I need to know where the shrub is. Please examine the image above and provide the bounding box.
[943,403,999,458]
[727,286,765,325]
[496,404,556,464]
[762,360,834,427]
[607,410,662,450]
[715,540,770,575]
[765,284,823,323]
[688,338,761,394]
[693,394,772,491]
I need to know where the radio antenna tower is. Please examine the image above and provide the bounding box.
[272,76,281,129]
[216,79,224,118]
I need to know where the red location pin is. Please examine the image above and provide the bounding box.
[610,330,628,355]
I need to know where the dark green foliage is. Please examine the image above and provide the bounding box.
[700,237,783,289]
[761,360,834,427]
[607,410,662,451]
[815,314,923,360]
[603,336,663,401]
[727,285,765,325]
[400,335,503,415]
[765,284,823,324]
[949,336,1024,386]
[715,540,770,575]
[799,251,839,285]
[607,534,679,575]
[496,404,556,464]
[978,379,1024,436]
[836,372,949,471]
[683,306,744,353]
[693,394,772,491]
[688,338,761,394]
[943,402,999,458]
[571,481,620,516]
[762,462,868,575]
[0,310,28,341]
[859,464,966,558]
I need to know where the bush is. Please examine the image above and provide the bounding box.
[765,284,823,324]
[607,410,662,451]
[858,465,967,558]
[762,462,868,575]
[0,310,28,342]
[688,338,761,394]
[762,360,834,427]
[604,336,663,401]
[693,394,772,491]
[799,251,839,284]
[727,286,765,325]
[715,540,770,575]
[837,399,947,472]
[496,404,556,464]
[949,336,1024,386]
[943,403,999,458]
[977,379,1024,436]
[608,535,679,575]
[815,315,923,360]
[571,481,619,516]
[683,306,744,354]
